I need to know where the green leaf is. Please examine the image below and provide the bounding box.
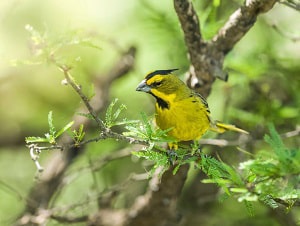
[104,98,129,128]
[77,112,94,120]
[213,0,220,7]
[25,136,49,143]
[264,124,285,158]
[105,98,117,127]
[132,149,169,176]
[223,163,244,186]
[140,111,153,138]
[124,112,175,144]
[71,124,86,145]
[259,195,278,209]
[244,201,254,217]
[112,103,126,123]
[56,121,74,138]
[45,133,55,144]
[264,124,297,174]
[48,111,56,136]
[113,119,140,127]
[26,112,75,145]
[230,188,248,193]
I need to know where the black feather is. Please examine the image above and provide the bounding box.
[145,69,178,81]
[156,96,169,110]
[149,92,169,110]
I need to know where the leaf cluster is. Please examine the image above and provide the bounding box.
[26,111,74,144]
[124,111,176,145]
[104,98,137,129]
[196,124,300,212]
[239,125,300,209]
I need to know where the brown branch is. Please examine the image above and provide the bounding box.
[86,164,190,226]
[16,46,136,225]
[279,0,300,10]
[174,0,216,98]
[173,0,203,56]
[50,214,88,224]
[59,64,106,131]
[124,164,190,226]
[174,0,278,97]
[270,208,298,226]
[212,0,277,54]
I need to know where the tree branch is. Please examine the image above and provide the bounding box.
[59,64,106,131]
[174,0,278,97]
[174,0,216,97]
[16,46,136,226]
[212,0,278,54]
[125,164,190,226]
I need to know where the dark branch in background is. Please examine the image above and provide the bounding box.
[124,164,190,226]
[279,0,300,10]
[174,0,278,98]
[212,0,277,53]
[16,46,136,226]
[50,214,88,224]
[270,23,300,42]
[87,165,190,226]
[174,0,216,98]
[87,150,190,226]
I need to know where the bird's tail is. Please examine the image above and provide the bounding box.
[210,121,249,134]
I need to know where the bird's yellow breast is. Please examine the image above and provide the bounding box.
[155,95,210,141]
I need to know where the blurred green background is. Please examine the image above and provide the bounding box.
[0,0,299,225]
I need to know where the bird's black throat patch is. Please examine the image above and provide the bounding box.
[156,96,169,110]
[150,92,169,110]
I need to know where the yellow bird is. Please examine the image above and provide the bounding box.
[136,69,248,148]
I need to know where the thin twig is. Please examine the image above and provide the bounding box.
[280,126,300,138]
[25,132,148,172]
[29,144,44,172]
[50,214,88,223]
[58,64,107,131]
[0,181,27,201]
[270,23,300,42]
[279,0,300,10]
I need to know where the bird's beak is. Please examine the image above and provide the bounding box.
[136,79,151,93]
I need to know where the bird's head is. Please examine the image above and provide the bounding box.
[136,69,186,97]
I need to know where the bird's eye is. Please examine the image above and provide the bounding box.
[153,81,162,87]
